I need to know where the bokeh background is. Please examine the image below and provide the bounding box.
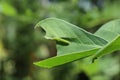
[0,0,120,80]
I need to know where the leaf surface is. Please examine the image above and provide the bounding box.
[34,48,99,68]
[34,18,120,68]
[34,18,107,68]
[93,19,120,59]
[93,36,120,60]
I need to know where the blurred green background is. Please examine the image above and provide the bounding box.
[0,0,120,80]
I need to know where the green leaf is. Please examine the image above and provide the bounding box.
[93,19,120,60]
[95,19,120,42]
[34,18,107,68]
[93,35,120,60]
[34,48,99,68]
[34,18,120,68]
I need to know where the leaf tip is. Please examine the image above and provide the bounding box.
[33,62,52,68]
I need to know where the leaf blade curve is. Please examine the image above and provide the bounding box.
[95,19,120,42]
[34,48,99,68]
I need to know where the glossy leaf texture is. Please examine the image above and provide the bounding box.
[34,18,120,68]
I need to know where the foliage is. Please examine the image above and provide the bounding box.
[0,0,120,80]
[34,18,120,68]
